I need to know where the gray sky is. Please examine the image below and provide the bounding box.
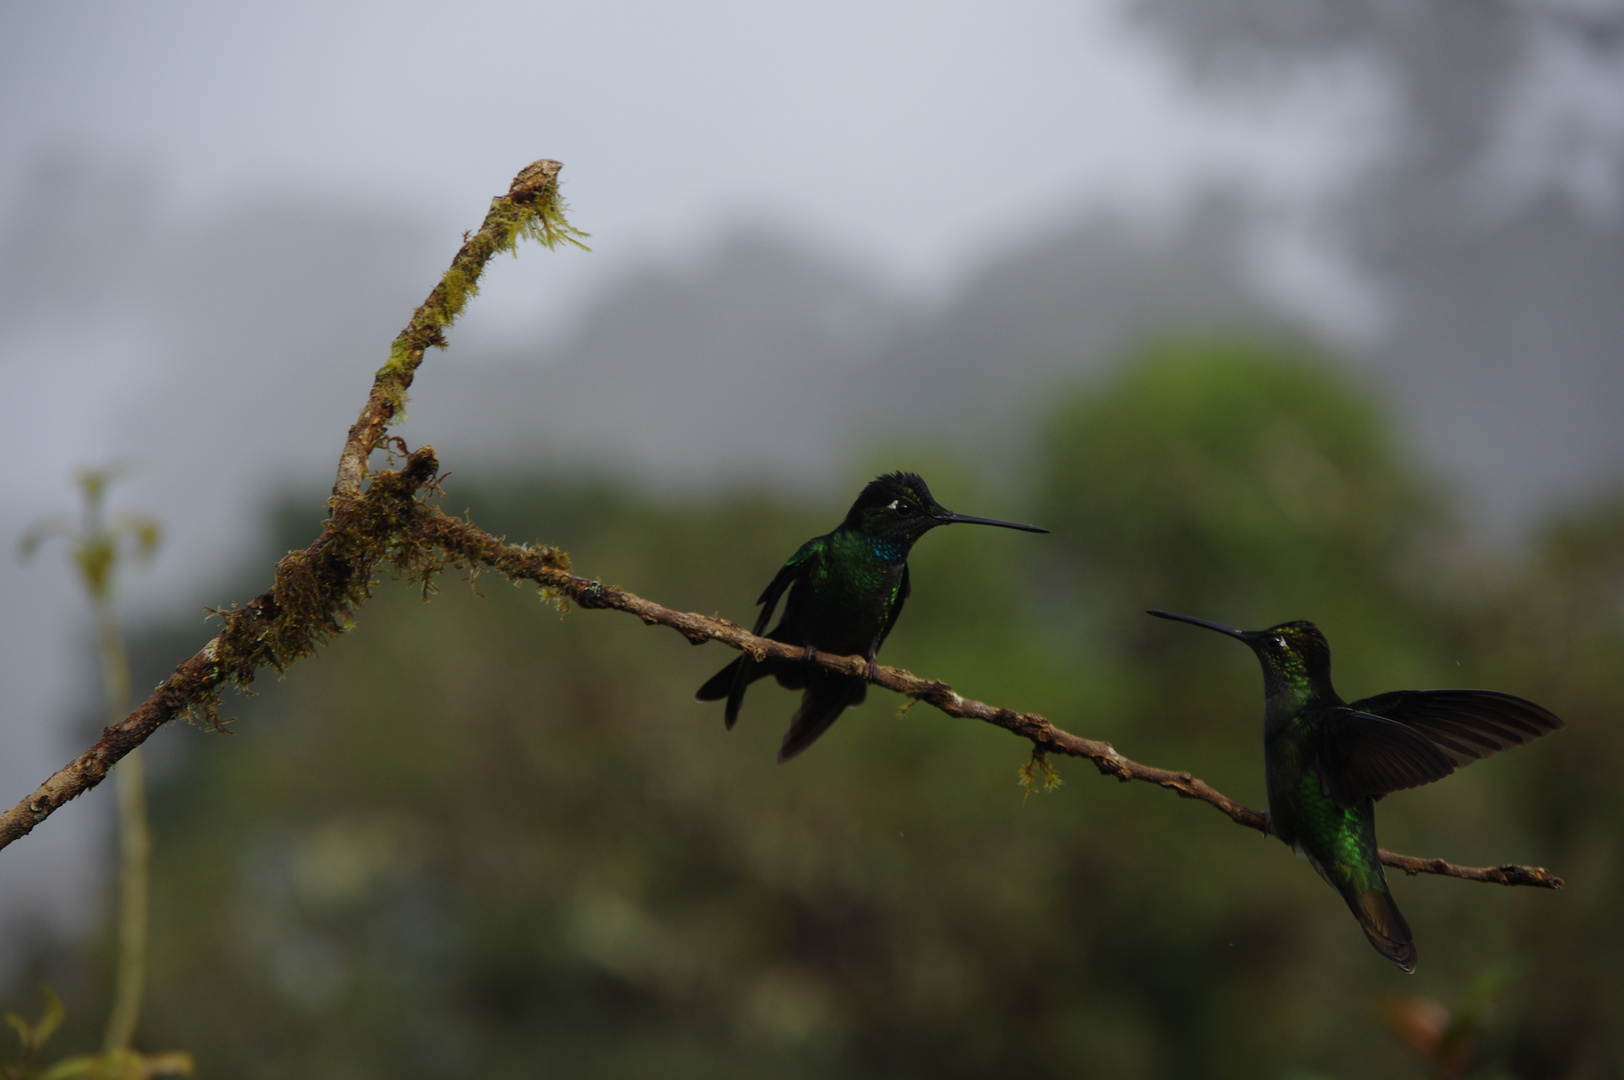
[0,0,1374,329]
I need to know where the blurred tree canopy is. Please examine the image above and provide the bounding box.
[1131,0,1624,532]
[11,339,1618,1078]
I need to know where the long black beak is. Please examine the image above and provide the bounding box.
[1147,609,1249,640]
[935,510,1049,533]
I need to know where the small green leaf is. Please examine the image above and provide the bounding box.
[5,1011,32,1058]
[32,990,63,1054]
[37,1055,97,1080]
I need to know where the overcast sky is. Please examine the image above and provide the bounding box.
[0,0,1382,327]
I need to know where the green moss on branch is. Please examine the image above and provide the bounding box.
[333,159,588,496]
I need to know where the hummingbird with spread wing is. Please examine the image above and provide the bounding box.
[698,472,1047,762]
[1149,610,1564,972]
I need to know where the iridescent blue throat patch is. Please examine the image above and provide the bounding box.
[868,536,905,564]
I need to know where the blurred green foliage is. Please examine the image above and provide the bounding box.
[14,340,1621,1077]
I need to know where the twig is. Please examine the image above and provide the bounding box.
[333,159,585,496]
[97,601,147,1055]
[23,468,164,1052]
[0,449,447,852]
[0,159,1563,895]
[420,508,1564,890]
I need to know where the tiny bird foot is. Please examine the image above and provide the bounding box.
[802,643,817,663]
[865,658,880,681]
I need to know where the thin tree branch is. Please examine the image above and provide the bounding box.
[0,449,447,851]
[333,158,585,496]
[418,507,1564,891]
[1,159,1563,895]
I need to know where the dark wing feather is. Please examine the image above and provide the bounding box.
[732,540,825,723]
[753,538,823,634]
[695,538,825,728]
[1349,689,1565,769]
[1318,710,1456,810]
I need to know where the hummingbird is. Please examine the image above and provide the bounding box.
[697,472,1047,762]
[1148,610,1564,972]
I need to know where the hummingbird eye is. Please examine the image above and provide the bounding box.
[888,500,914,517]
[1272,636,1287,650]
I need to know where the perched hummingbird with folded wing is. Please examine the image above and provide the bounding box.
[697,472,1047,762]
[1148,610,1564,972]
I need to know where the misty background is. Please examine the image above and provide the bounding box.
[0,0,1621,1072]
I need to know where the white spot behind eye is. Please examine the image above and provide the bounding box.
[887,500,898,510]
[1273,636,1287,649]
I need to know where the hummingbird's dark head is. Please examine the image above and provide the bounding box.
[1147,611,1335,707]
[1245,621,1332,700]
[840,472,1048,554]
[841,473,953,550]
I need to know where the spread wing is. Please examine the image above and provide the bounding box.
[1348,689,1565,769]
[1317,709,1457,810]
[753,537,823,635]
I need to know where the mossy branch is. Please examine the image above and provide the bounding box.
[332,158,588,497]
[0,159,1563,895]
[0,447,449,850]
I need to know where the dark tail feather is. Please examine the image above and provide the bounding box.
[696,654,770,730]
[1349,886,1417,973]
[695,656,743,702]
[777,673,866,763]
